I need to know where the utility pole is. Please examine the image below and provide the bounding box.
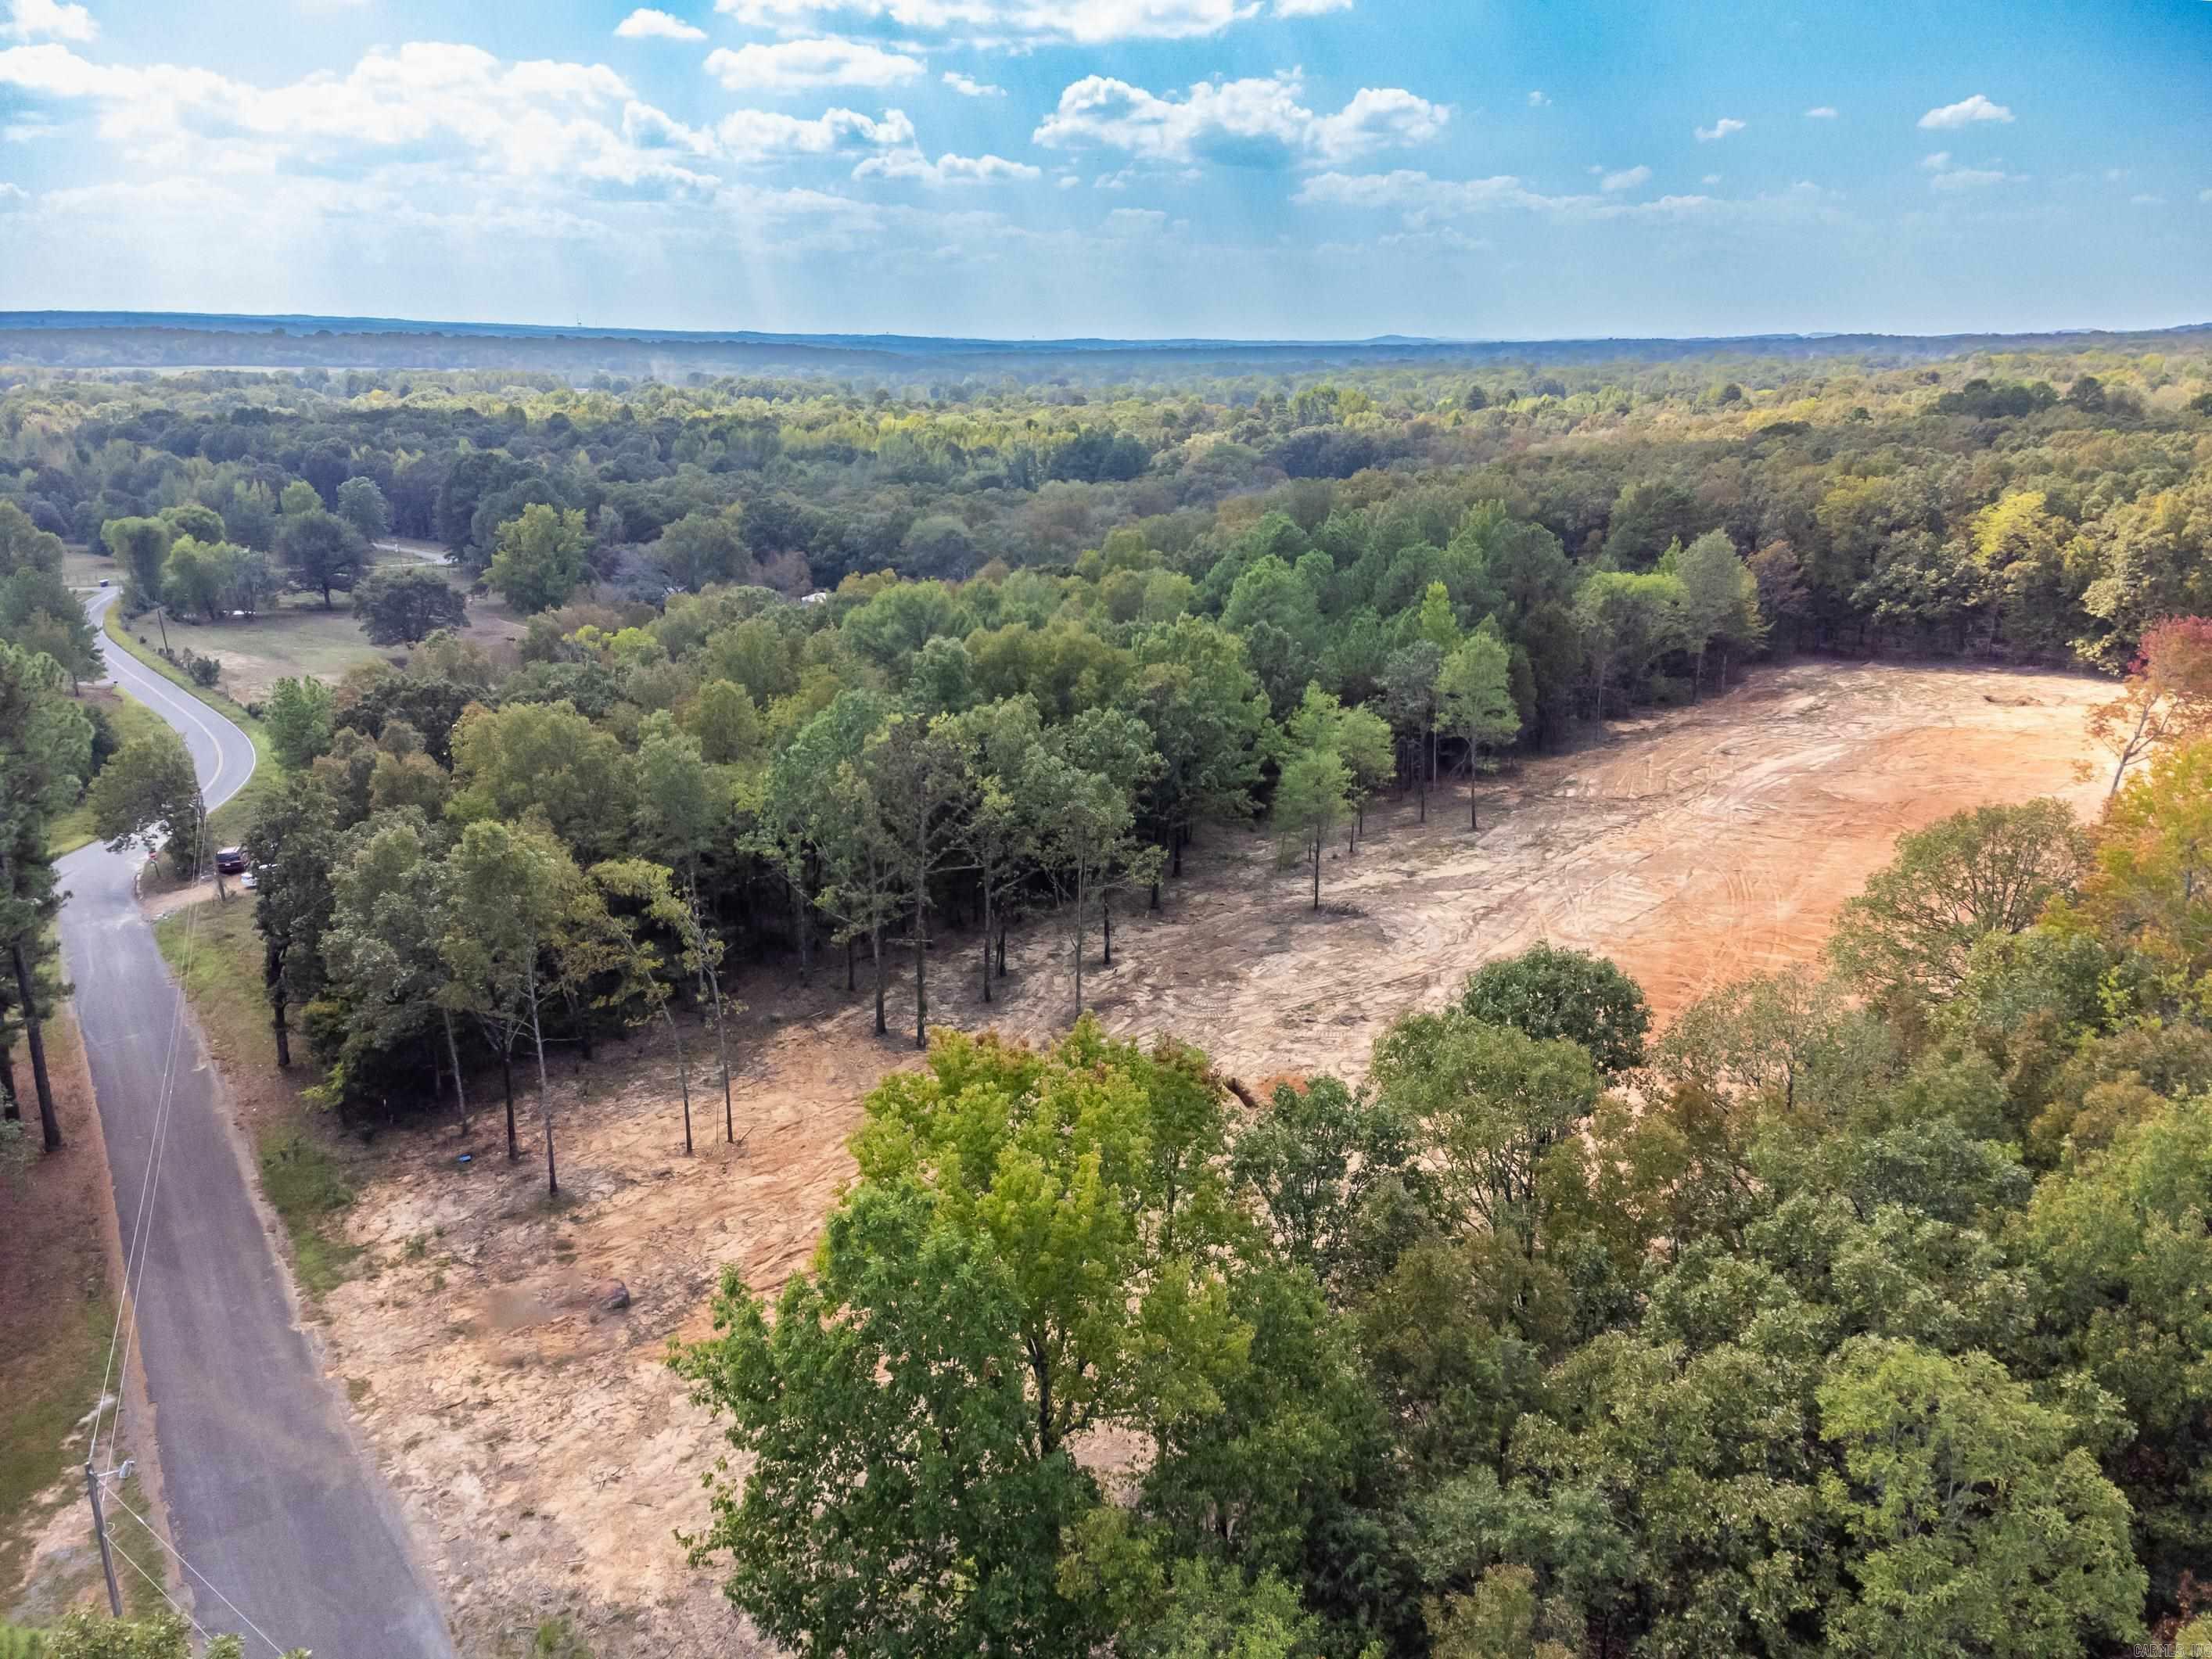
[85,1460,123,1617]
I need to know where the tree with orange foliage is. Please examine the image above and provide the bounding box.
[2087,616,2212,798]
[2059,737,2212,992]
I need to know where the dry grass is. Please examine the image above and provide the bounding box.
[150,599,392,706]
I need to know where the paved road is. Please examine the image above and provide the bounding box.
[56,592,454,1658]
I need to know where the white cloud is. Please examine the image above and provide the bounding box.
[2202,188,2212,204]
[2131,192,2165,206]
[1035,70,1446,169]
[1104,205,1168,232]
[1599,163,1650,193]
[1694,117,1744,142]
[710,0,1264,45]
[1274,0,1352,13]
[615,9,707,40]
[2,117,53,139]
[1929,167,2013,192]
[942,70,1003,97]
[2,0,96,44]
[622,100,720,157]
[1804,106,1837,119]
[1055,172,1080,188]
[1310,86,1449,163]
[0,179,27,205]
[715,104,913,161]
[1527,89,1548,107]
[1295,167,1725,222]
[853,145,1040,184]
[1918,92,2012,129]
[1920,149,2023,192]
[706,38,923,91]
[1701,172,1720,185]
[0,38,950,195]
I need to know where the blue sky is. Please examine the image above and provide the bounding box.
[1,0,2207,339]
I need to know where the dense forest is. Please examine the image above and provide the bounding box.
[6,336,2212,1654]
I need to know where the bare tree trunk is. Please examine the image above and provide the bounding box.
[981,871,993,1004]
[663,1004,692,1155]
[502,1045,517,1161]
[1072,882,1086,1018]
[442,1007,467,1135]
[2110,700,2156,798]
[570,986,594,1062]
[264,938,291,1068]
[871,925,886,1036]
[792,882,810,986]
[913,872,928,1052]
[1,1040,17,1122]
[527,970,556,1197]
[1470,747,1481,831]
[706,970,734,1146]
[1310,836,1321,910]
[10,939,58,1151]
[1101,889,1113,968]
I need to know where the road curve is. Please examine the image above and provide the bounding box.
[56,591,454,1658]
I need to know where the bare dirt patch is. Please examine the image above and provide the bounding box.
[310,658,2103,1656]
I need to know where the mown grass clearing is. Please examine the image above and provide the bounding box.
[149,598,391,705]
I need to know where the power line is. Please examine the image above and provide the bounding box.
[76,627,281,1651]
[104,1486,292,1657]
[107,1538,216,1647]
[92,853,201,1478]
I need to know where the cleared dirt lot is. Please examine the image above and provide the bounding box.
[313,658,2106,1656]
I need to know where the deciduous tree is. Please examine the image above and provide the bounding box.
[353,565,468,645]
[489,503,591,614]
[264,674,336,770]
[1435,631,1521,828]
[277,507,365,609]
[1830,799,2089,1004]
[90,727,203,878]
[1459,943,1651,1080]
[2085,615,2212,796]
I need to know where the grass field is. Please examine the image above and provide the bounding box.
[58,547,116,592]
[99,608,275,848]
[45,689,161,860]
[136,598,392,706]
[153,898,359,1298]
